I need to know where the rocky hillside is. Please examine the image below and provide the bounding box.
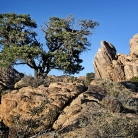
[0,77,138,138]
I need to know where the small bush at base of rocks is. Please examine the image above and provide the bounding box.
[17,75,50,88]
[85,72,95,86]
[130,76,138,83]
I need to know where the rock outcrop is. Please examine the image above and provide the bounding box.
[93,34,138,81]
[130,34,138,58]
[0,82,86,135]
[0,67,23,90]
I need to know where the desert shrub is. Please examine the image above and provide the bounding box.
[85,72,95,86]
[130,76,138,88]
[66,76,84,84]
[67,76,77,83]
[98,79,138,111]
[20,75,50,88]
[130,76,138,83]
[1,89,12,96]
[87,112,138,137]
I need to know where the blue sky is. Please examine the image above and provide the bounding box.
[0,0,138,77]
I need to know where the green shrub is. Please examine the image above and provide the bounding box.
[85,72,95,86]
[130,76,138,83]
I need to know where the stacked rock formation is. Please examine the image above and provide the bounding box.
[93,34,138,81]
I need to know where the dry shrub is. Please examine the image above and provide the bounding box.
[20,75,50,88]
[97,79,138,112]
[86,112,138,137]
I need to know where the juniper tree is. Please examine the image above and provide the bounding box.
[0,13,43,77]
[41,15,99,75]
[0,13,99,77]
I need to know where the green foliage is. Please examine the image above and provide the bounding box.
[0,13,42,68]
[130,76,138,83]
[85,72,95,86]
[0,13,99,77]
[42,15,99,75]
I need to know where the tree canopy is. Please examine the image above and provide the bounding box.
[0,13,99,77]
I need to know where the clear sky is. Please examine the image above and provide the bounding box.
[0,0,138,77]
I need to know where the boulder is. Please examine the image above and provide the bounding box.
[93,34,138,81]
[0,67,23,90]
[124,61,138,80]
[93,41,125,81]
[49,85,138,138]
[14,79,26,89]
[39,112,138,138]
